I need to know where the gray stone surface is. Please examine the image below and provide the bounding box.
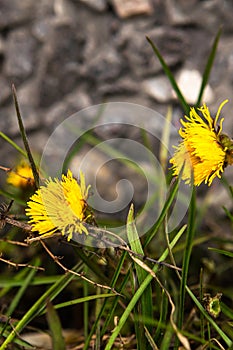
[0,0,232,222]
[4,29,37,81]
[77,0,107,12]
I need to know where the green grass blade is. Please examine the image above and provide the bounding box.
[144,176,180,246]
[0,263,82,349]
[12,85,40,188]
[0,189,26,205]
[196,28,222,106]
[221,302,233,320]
[104,226,185,350]
[159,106,172,173]
[127,204,153,336]
[127,204,153,349]
[83,266,89,340]
[0,327,34,349]
[154,289,168,343]
[223,206,233,222]
[160,323,174,350]
[0,132,26,157]
[46,301,66,350]
[145,326,159,350]
[186,286,232,347]
[146,36,189,114]
[176,188,196,345]
[98,253,129,335]
[84,252,128,350]
[0,268,29,298]
[199,268,205,341]
[208,247,233,258]
[94,287,102,350]
[0,275,61,288]
[53,293,116,310]
[181,329,222,350]
[5,258,40,317]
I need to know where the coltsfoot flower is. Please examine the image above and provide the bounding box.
[7,160,34,188]
[170,100,233,186]
[26,170,90,241]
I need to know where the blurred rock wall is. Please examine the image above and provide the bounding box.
[0,0,233,182]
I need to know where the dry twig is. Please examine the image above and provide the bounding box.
[0,253,44,271]
[40,239,120,295]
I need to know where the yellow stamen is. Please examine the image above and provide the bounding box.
[170,101,232,186]
[26,170,90,241]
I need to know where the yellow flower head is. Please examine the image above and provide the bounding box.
[170,100,233,186]
[26,170,91,241]
[7,161,34,188]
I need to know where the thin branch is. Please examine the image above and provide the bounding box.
[86,226,181,272]
[0,165,11,172]
[40,240,120,295]
[0,239,28,247]
[0,254,44,271]
[26,224,181,272]
[4,217,32,231]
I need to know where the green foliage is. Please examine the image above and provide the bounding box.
[0,29,233,350]
[12,85,40,188]
[46,301,66,350]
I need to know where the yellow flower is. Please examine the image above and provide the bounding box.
[26,170,90,241]
[7,161,34,188]
[170,100,233,186]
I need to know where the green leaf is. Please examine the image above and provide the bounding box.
[53,293,115,311]
[0,262,82,349]
[0,188,26,205]
[12,85,40,188]
[0,132,26,157]
[84,252,128,350]
[146,36,189,114]
[208,247,233,258]
[104,225,185,350]
[5,258,40,318]
[0,275,61,288]
[0,268,29,298]
[46,301,66,350]
[223,206,233,222]
[127,204,153,317]
[144,175,180,246]
[176,188,196,343]
[127,204,153,347]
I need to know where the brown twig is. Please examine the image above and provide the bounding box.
[4,217,32,231]
[26,232,62,243]
[117,244,181,272]
[86,225,182,272]
[2,210,180,273]
[27,224,181,272]
[0,203,32,232]
[0,165,11,173]
[40,239,120,295]
[0,238,28,247]
[0,254,44,271]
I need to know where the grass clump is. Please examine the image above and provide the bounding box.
[0,29,233,350]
